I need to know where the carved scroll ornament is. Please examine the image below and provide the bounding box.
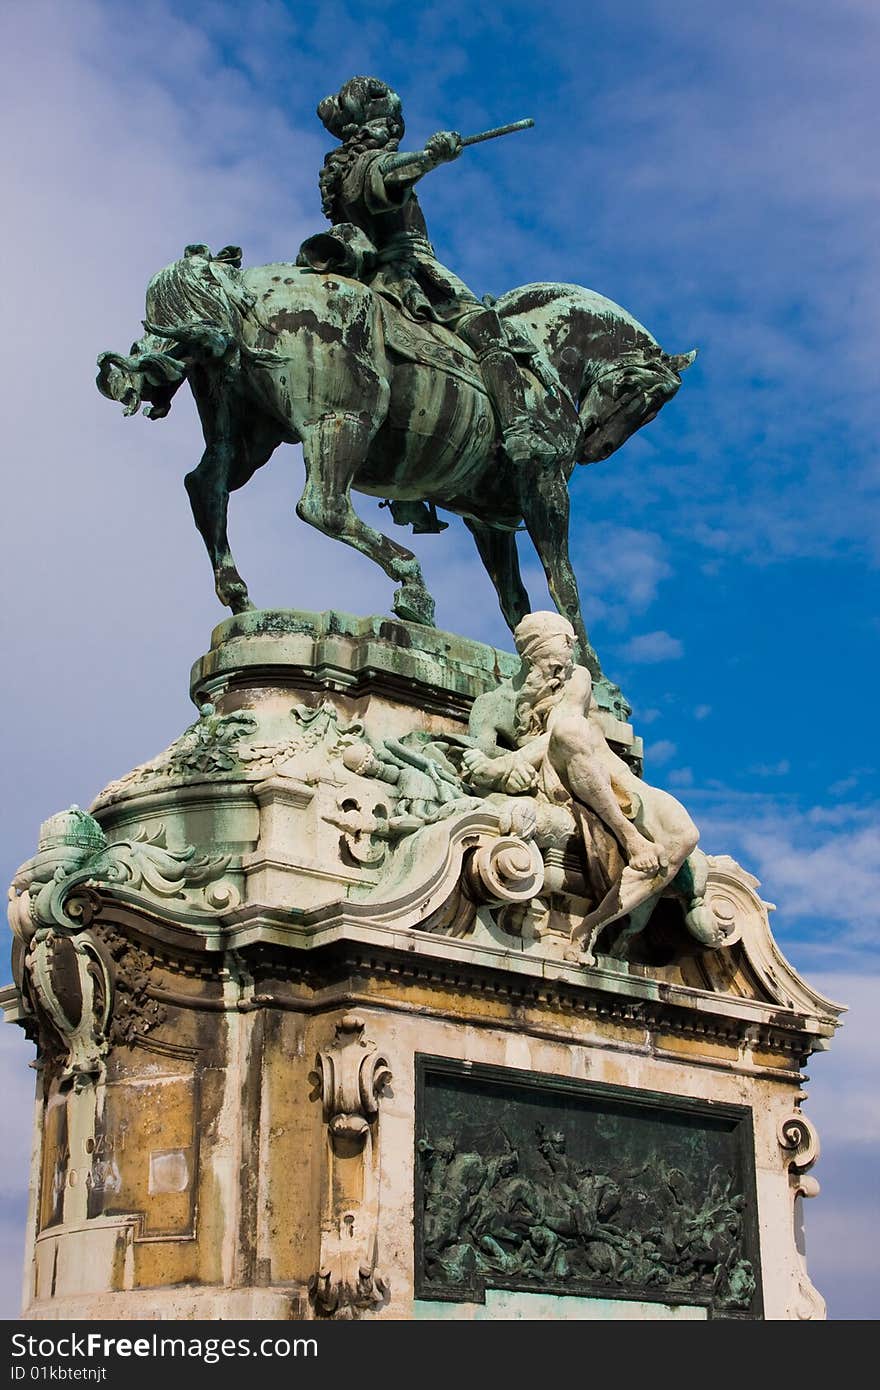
[778,1109,825,1320]
[309,1015,392,1318]
[7,806,234,1077]
[8,807,237,944]
[24,928,112,1087]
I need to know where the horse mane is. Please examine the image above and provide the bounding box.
[145,250,251,339]
[497,281,657,351]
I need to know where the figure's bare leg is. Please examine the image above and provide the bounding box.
[464,520,531,635]
[521,469,602,679]
[297,412,436,625]
[550,715,662,874]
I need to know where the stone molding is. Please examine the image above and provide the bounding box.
[309,1014,392,1318]
[4,615,843,1108]
[189,609,636,738]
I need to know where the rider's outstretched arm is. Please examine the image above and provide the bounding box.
[382,131,463,188]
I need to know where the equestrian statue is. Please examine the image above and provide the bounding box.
[96,75,695,687]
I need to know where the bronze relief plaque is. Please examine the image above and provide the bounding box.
[415,1057,763,1318]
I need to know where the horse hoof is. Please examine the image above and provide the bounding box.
[392,584,436,626]
[227,595,255,615]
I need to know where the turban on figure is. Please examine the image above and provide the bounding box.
[513,613,576,667]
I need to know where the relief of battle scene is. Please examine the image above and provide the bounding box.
[417,1066,761,1317]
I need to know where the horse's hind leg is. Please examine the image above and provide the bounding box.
[297,411,436,625]
[464,520,531,634]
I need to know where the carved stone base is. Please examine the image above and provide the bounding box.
[3,610,840,1320]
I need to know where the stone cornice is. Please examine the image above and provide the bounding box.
[79,900,836,1060]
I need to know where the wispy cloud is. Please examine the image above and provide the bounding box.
[570,524,672,619]
[685,791,880,971]
[636,707,662,725]
[647,739,677,767]
[618,630,684,664]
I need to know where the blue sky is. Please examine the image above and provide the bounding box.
[1,0,877,1318]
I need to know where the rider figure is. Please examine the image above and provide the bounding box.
[307,75,562,468]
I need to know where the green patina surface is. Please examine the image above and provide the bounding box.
[97,77,695,694]
[190,607,633,722]
[415,1059,762,1318]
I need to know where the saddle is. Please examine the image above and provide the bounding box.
[296,224,563,534]
[378,302,487,394]
[297,222,557,396]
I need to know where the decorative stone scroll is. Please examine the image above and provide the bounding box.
[24,929,112,1087]
[778,1109,825,1320]
[8,807,237,941]
[465,836,544,905]
[6,807,235,1077]
[309,1015,393,1318]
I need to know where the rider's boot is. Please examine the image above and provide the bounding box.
[459,309,566,466]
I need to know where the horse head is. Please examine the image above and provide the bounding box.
[96,344,188,419]
[96,244,246,419]
[577,347,697,464]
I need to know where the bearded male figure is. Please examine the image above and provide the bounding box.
[299,75,565,472]
[463,612,722,957]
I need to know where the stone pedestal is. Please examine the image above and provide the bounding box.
[3,611,841,1320]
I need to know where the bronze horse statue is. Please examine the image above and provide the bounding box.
[97,244,694,684]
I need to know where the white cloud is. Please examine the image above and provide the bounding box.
[647,739,676,767]
[795,968,880,1318]
[618,630,684,664]
[521,0,880,569]
[749,760,791,778]
[571,524,671,616]
[808,972,880,1147]
[691,793,880,971]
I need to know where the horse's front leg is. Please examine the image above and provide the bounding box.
[520,470,602,678]
[464,519,531,634]
[297,411,436,626]
[184,439,252,614]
